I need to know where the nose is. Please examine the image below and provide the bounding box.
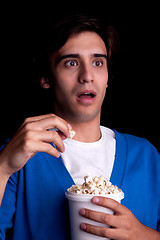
[78,63,93,84]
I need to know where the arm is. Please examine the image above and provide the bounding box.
[0,172,18,239]
[0,166,9,206]
[80,196,160,240]
[0,113,71,206]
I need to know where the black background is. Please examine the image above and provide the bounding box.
[0,2,159,152]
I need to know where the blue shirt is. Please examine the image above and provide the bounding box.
[0,130,160,239]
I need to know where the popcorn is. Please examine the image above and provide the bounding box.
[84,175,93,184]
[68,130,76,139]
[49,126,76,140]
[68,176,122,195]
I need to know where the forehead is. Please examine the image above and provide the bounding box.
[53,31,107,58]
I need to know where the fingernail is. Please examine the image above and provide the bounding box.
[68,123,72,130]
[80,223,86,231]
[92,196,99,204]
[79,208,85,216]
[57,152,61,158]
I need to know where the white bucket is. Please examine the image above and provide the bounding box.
[65,191,124,240]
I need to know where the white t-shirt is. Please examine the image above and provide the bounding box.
[60,126,116,185]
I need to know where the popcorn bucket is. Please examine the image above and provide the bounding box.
[65,191,124,240]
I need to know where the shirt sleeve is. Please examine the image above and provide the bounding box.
[0,172,18,239]
[158,161,160,232]
[155,147,160,232]
[158,200,160,232]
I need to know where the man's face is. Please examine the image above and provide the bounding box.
[48,31,108,123]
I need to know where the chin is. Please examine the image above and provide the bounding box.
[71,109,101,123]
[56,101,101,123]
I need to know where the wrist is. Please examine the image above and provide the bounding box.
[0,155,10,206]
[142,225,160,240]
[0,151,11,181]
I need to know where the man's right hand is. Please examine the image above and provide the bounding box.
[0,113,71,187]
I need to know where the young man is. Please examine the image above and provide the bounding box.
[0,14,159,239]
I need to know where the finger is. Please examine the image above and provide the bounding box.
[80,208,117,227]
[38,130,65,153]
[80,223,125,239]
[92,196,127,215]
[25,114,58,123]
[25,130,65,153]
[31,140,61,158]
[39,142,61,158]
[19,114,56,131]
[27,116,70,138]
[58,131,68,140]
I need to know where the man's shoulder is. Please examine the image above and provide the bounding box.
[101,126,154,149]
[115,130,159,159]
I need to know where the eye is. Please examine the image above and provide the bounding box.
[93,60,103,67]
[65,60,78,67]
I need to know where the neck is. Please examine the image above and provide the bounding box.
[54,105,102,142]
[68,117,101,143]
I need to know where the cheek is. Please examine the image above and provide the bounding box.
[96,67,108,86]
[98,72,108,89]
[104,69,109,87]
[97,77,108,100]
[53,73,75,96]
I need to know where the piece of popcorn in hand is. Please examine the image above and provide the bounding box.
[68,130,76,139]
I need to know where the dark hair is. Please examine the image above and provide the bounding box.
[33,13,119,84]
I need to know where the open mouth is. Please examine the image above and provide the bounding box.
[77,90,96,103]
[79,92,95,98]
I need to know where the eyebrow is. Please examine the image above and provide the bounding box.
[57,54,80,63]
[94,54,107,59]
[57,53,107,63]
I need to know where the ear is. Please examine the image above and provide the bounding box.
[106,72,108,88]
[40,77,50,89]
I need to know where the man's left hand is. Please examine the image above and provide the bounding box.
[79,196,160,240]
